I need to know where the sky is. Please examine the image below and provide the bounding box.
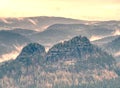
[0,0,120,20]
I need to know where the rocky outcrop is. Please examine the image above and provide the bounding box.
[0,36,118,88]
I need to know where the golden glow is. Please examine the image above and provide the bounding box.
[114,52,120,57]
[0,45,24,63]
[0,0,120,20]
[90,35,103,41]
[0,51,19,63]
[113,29,120,36]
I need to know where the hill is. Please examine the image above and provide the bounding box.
[0,36,118,88]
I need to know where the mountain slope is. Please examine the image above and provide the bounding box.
[92,35,119,46]
[103,36,120,61]
[104,36,120,52]
[0,30,31,62]
[9,28,37,36]
[0,36,118,88]
[16,43,46,65]
[0,16,84,31]
[30,22,117,48]
[46,36,116,71]
[1,17,120,63]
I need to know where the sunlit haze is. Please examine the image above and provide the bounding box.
[0,0,120,20]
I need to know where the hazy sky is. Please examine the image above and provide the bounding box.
[0,0,120,20]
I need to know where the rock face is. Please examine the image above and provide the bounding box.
[46,36,115,70]
[17,43,45,58]
[16,43,46,65]
[46,36,91,61]
[0,43,46,78]
[0,36,118,88]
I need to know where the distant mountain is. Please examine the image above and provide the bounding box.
[92,35,119,46]
[29,22,117,47]
[0,16,120,63]
[0,16,85,31]
[104,36,120,52]
[9,28,37,36]
[96,20,120,28]
[0,36,118,88]
[102,36,120,61]
[0,30,31,62]
[29,24,89,47]
[0,17,120,32]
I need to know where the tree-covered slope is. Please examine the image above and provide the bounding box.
[0,36,118,88]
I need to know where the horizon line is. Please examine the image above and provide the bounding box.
[0,16,120,22]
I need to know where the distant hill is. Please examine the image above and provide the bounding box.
[0,16,84,31]
[92,35,119,46]
[0,30,31,62]
[102,36,120,61]
[29,22,117,47]
[9,28,37,36]
[0,16,120,63]
[104,36,120,52]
